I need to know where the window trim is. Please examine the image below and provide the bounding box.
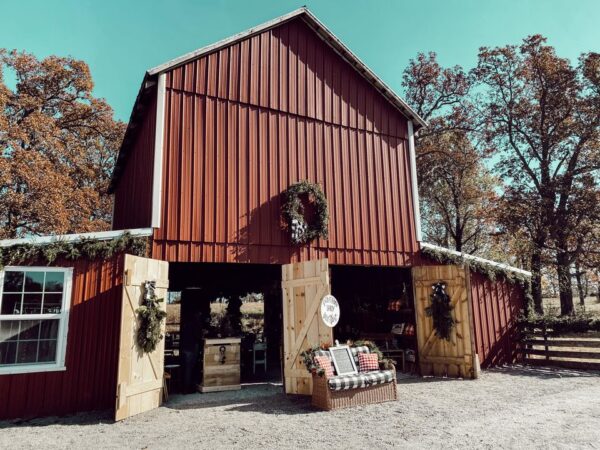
[0,266,73,375]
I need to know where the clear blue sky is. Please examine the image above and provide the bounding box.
[2,0,598,122]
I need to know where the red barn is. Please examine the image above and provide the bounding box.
[0,8,530,421]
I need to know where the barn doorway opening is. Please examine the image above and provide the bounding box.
[330,265,418,372]
[165,262,283,394]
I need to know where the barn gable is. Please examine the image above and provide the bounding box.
[112,8,425,266]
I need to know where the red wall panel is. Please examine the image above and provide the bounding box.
[0,255,124,420]
[469,270,524,368]
[112,92,157,230]
[152,17,419,265]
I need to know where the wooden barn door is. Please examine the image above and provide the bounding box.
[412,265,478,378]
[281,259,332,395]
[115,254,169,421]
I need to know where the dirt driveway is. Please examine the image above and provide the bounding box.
[2,365,599,449]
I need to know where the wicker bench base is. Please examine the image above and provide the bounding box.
[311,374,398,411]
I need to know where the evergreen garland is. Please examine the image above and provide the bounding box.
[136,280,167,353]
[425,282,456,341]
[421,246,530,286]
[0,232,148,270]
[281,180,329,245]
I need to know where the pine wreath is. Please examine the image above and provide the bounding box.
[425,282,456,340]
[281,180,329,245]
[136,280,167,353]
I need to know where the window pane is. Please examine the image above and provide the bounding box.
[39,320,59,340]
[42,293,63,314]
[16,341,38,364]
[3,271,24,292]
[22,293,43,314]
[0,321,20,342]
[1,294,22,315]
[0,342,17,365]
[24,271,45,292]
[18,320,41,340]
[44,272,64,293]
[37,340,57,363]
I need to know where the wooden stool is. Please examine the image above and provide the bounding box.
[163,372,171,402]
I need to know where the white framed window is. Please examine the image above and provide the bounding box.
[0,267,72,375]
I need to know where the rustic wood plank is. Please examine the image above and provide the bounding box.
[281,258,331,395]
[524,338,600,348]
[524,358,600,371]
[523,349,600,360]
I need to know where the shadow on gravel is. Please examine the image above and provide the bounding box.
[166,383,314,415]
[0,409,112,429]
[488,364,600,379]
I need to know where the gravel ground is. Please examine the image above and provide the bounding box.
[2,365,599,449]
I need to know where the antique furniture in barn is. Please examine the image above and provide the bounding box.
[199,337,241,392]
[309,346,397,411]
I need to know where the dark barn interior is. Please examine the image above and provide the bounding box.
[330,265,418,369]
[167,263,283,392]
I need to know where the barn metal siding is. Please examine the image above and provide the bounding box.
[0,255,124,420]
[469,270,524,368]
[112,93,157,230]
[152,17,419,265]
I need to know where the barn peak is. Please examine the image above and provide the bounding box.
[147,7,426,128]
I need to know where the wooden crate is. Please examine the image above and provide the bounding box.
[199,338,241,393]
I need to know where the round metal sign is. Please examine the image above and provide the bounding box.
[320,294,340,328]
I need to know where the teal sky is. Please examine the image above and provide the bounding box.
[2,0,598,122]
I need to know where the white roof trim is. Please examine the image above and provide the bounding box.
[0,228,153,248]
[147,7,427,129]
[421,242,532,278]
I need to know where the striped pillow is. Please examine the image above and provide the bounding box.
[314,355,335,378]
[358,352,379,372]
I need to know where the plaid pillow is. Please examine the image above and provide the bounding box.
[358,352,379,372]
[314,355,335,378]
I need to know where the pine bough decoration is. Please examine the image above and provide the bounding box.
[0,232,148,270]
[281,180,329,245]
[425,282,456,341]
[136,280,167,353]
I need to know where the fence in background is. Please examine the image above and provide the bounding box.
[518,325,600,371]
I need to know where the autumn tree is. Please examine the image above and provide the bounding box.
[474,36,600,315]
[403,52,498,255]
[0,49,125,238]
[419,132,498,253]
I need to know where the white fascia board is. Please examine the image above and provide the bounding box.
[151,73,166,228]
[408,120,423,242]
[421,242,532,277]
[0,228,153,248]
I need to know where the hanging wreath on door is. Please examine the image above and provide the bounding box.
[136,280,167,353]
[425,282,456,341]
[281,180,329,245]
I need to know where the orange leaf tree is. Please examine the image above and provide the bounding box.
[0,49,125,238]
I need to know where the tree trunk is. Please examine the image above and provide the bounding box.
[556,252,574,315]
[574,261,585,307]
[530,249,544,315]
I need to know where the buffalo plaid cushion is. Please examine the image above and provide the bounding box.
[314,355,335,378]
[351,346,370,364]
[358,352,379,372]
[327,370,395,391]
